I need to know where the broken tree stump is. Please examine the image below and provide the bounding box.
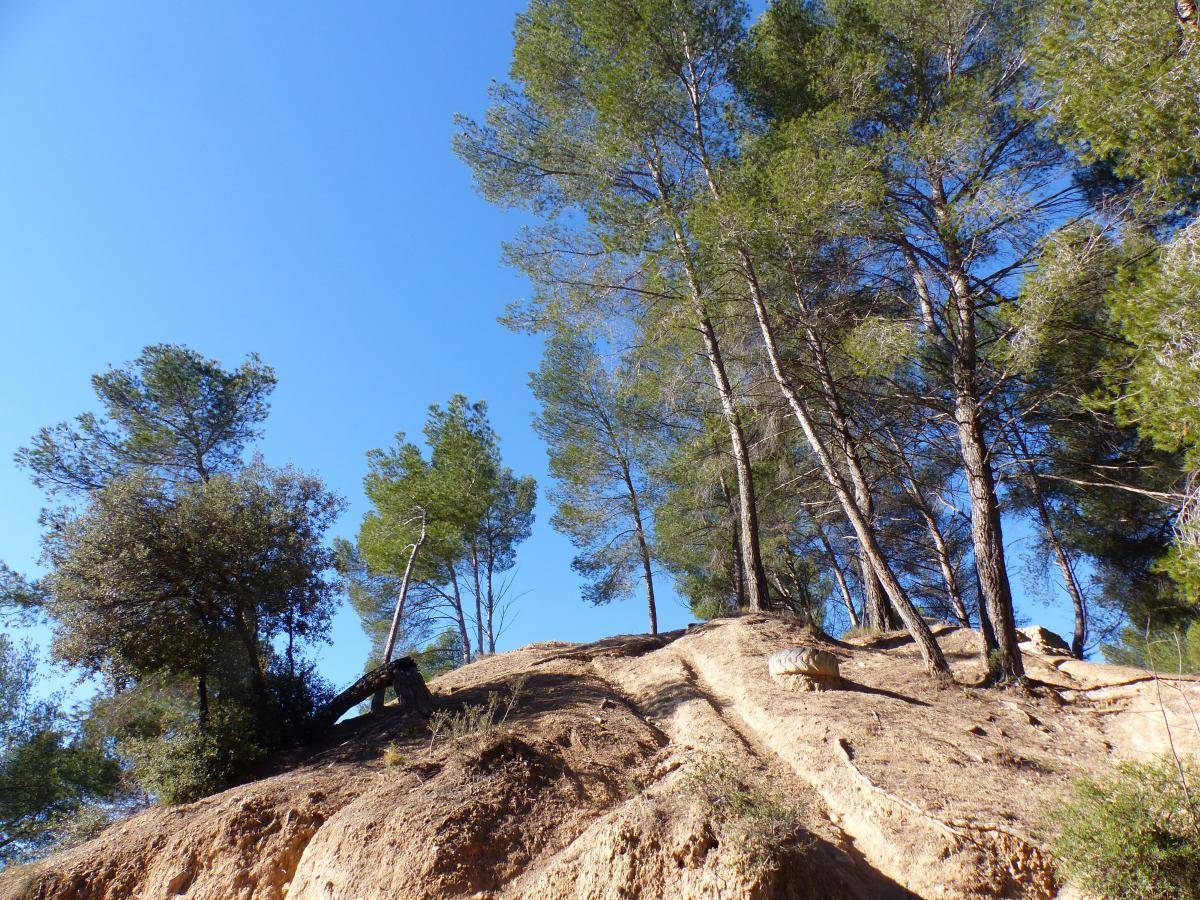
[312,656,433,731]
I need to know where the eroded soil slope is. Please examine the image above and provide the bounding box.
[5,615,1198,899]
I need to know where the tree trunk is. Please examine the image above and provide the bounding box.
[449,570,472,667]
[953,363,1023,679]
[973,563,999,661]
[374,512,426,711]
[923,508,970,626]
[648,157,771,612]
[931,182,1022,679]
[817,526,859,627]
[737,260,950,675]
[801,325,895,631]
[471,545,485,657]
[616,455,658,635]
[197,672,209,730]
[903,481,971,626]
[719,472,746,608]
[316,656,432,731]
[695,315,769,612]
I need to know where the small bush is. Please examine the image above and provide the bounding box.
[684,755,808,867]
[427,676,525,757]
[124,705,266,804]
[1050,755,1200,900]
[381,742,405,767]
[842,625,881,642]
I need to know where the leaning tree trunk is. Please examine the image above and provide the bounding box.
[316,657,433,731]
[817,525,860,627]
[648,158,771,611]
[1006,427,1089,658]
[374,511,426,711]
[733,256,950,675]
[803,325,895,631]
[617,450,659,635]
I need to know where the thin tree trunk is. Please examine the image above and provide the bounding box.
[973,562,999,660]
[485,559,497,655]
[922,506,970,625]
[647,156,770,611]
[891,457,970,626]
[471,544,485,657]
[448,570,472,666]
[619,461,658,635]
[801,324,894,630]
[719,471,747,608]
[374,511,426,711]
[197,673,209,730]
[817,525,859,627]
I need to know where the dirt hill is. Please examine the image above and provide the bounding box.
[4,615,1198,899]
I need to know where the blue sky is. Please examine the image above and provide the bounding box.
[0,1,1077,699]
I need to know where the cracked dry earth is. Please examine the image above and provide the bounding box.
[5,615,1199,899]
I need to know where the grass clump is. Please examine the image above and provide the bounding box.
[842,625,881,643]
[426,675,526,757]
[380,742,406,767]
[684,755,808,867]
[1050,755,1200,899]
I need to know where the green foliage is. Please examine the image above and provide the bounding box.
[17,343,275,497]
[1103,621,1200,674]
[684,754,809,867]
[413,629,463,680]
[0,636,120,864]
[121,704,265,806]
[1050,756,1200,899]
[531,331,660,619]
[87,662,331,806]
[1030,0,1200,201]
[21,347,341,808]
[0,565,41,626]
[841,317,917,378]
[354,395,535,662]
[42,463,342,688]
[1103,226,1200,473]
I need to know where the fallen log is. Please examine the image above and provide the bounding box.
[312,656,433,731]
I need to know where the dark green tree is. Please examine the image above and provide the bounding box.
[0,635,120,864]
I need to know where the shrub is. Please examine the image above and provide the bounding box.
[1050,755,1200,899]
[684,755,808,867]
[427,676,525,757]
[381,743,405,767]
[124,705,266,804]
[842,625,881,642]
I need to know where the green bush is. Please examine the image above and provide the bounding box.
[124,705,266,805]
[684,755,808,868]
[1050,755,1200,899]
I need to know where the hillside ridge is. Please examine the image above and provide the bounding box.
[5,615,1197,900]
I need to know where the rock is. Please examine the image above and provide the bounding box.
[768,647,841,691]
[1016,625,1072,657]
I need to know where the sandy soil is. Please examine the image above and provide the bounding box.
[3,615,1196,899]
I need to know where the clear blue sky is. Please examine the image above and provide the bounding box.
[0,1,1076,698]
